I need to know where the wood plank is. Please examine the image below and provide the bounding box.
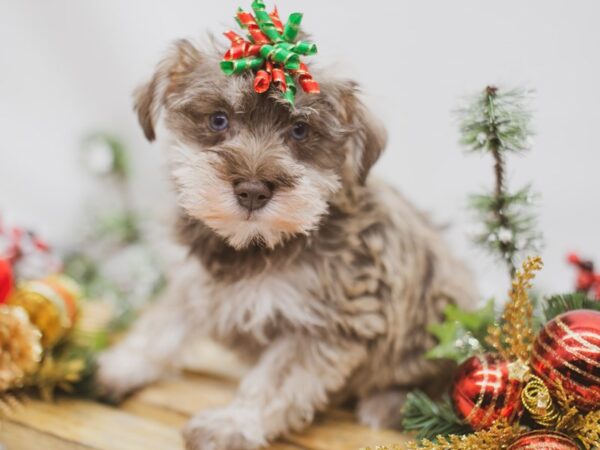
[4,399,183,450]
[130,372,236,414]
[1,420,96,450]
[124,377,303,450]
[128,373,409,450]
[1,372,410,450]
[120,398,189,428]
[119,405,303,450]
[287,413,410,450]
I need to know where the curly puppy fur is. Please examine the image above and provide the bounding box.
[95,38,478,449]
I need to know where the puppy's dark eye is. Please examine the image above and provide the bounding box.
[290,122,309,141]
[208,112,229,132]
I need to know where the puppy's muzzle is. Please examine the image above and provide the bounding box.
[234,180,274,212]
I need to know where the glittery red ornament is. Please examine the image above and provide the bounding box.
[0,258,13,304]
[507,431,579,450]
[531,309,600,410]
[451,354,523,430]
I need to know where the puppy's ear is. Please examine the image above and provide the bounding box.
[337,81,387,185]
[134,39,203,141]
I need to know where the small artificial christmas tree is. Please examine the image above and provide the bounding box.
[458,86,541,279]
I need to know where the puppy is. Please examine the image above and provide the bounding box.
[96,38,477,450]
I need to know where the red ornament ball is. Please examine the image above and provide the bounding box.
[0,258,13,304]
[507,431,579,450]
[451,353,523,430]
[531,309,600,410]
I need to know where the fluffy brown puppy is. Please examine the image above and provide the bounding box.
[95,39,477,450]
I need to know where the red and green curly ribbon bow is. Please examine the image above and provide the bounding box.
[220,0,320,105]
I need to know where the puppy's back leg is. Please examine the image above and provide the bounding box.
[356,388,407,429]
[95,265,204,403]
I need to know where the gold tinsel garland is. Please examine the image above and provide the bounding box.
[552,382,581,432]
[0,306,42,391]
[486,256,542,362]
[406,422,522,450]
[576,410,600,450]
[364,422,522,450]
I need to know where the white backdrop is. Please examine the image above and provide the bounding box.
[1,0,599,300]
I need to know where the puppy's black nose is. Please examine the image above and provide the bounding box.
[234,180,273,212]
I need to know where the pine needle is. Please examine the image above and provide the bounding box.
[402,391,471,440]
[543,292,600,321]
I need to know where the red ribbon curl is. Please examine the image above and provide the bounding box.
[293,62,320,94]
[236,11,270,44]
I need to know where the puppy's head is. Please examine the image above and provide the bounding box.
[135,39,386,249]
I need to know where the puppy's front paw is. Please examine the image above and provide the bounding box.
[94,348,162,404]
[183,407,266,450]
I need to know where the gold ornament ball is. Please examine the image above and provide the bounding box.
[8,275,81,348]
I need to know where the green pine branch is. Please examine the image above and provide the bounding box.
[543,292,600,321]
[402,391,471,440]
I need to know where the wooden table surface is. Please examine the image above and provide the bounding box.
[1,355,411,450]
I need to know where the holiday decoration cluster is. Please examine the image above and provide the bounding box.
[0,220,87,408]
[0,133,165,412]
[220,0,320,104]
[368,86,600,450]
[392,257,600,450]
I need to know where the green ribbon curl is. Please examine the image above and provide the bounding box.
[282,72,296,103]
[220,57,265,75]
[251,0,282,42]
[259,44,300,69]
[282,12,302,42]
[292,41,317,55]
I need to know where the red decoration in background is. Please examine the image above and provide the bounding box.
[567,252,600,300]
[451,354,524,430]
[0,258,13,304]
[531,309,600,411]
[0,216,61,280]
[1,218,51,264]
[507,431,579,450]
